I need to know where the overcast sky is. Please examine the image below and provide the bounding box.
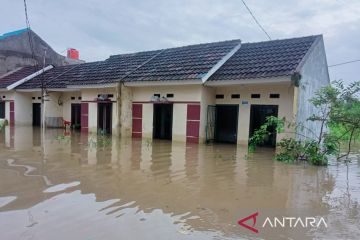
[1,0,359,84]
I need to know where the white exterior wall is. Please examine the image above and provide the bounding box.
[14,92,32,125]
[297,37,330,140]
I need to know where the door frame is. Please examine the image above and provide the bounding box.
[97,102,113,134]
[0,101,5,119]
[214,104,239,144]
[32,103,41,126]
[249,104,279,147]
[71,103,82,129]
[152,103,173,140]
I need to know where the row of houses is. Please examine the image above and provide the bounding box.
[0,34,330,146]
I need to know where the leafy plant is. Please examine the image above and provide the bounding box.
[249,80,360,166]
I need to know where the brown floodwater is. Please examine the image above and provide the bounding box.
[0,126,359,240]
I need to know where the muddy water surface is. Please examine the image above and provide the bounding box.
[0,127,359,240]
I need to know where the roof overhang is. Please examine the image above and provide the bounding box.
[15,88,80,92]
[124,79,202,87]
[67,83,117,89]
[7,65,54,90]
[204,76,291,86]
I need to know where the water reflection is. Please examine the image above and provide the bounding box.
[0,126,359,239]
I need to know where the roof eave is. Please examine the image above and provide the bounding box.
[8,65,54,90]
[205,76,292,86]
[124,79,203,87]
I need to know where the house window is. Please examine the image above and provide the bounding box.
[78,97,82,100]
[32,97,35,100]
[154,94,161,98]
[251,94,260,99]
[2,96,5,99]
[166,93,174,98]
[108,94,114,98]
[38,97,42,100]
[216,94,224,99]
[231,94,240,99]
[71,97,75,100]
[270,93,280,98]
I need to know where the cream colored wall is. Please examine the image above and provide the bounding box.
[213,83,295,145]
[88,102,97,133]
[0,91,14,101]
[44,92,63,118]
[120,84,133,137]
[5,101,10,120]
[81,88,116,101]
[132,85,203,142]
[142,103,153,139]
[0,91,13,121]
[14,92,32,125]
[141,102,189,141]
[132,85,202,102]
[199,86,215,143]
[61,92,81,121]
[81,88,118,135]
[172,104,187,142]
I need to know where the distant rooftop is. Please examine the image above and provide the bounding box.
[0,28,29,40]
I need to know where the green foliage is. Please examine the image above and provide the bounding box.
[249,116,285,152]
[248,80,360,166]
[0,119,8,131]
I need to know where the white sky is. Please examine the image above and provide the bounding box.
[1,0,359,84]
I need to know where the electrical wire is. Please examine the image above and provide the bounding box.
[328,59,360,68]
[23,0,37,65]
[240,0,271,40]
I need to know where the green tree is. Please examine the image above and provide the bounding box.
[249,80,360,165]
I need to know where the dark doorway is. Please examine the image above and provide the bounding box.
[32,103,41,126]
[98,102,112,134]
[0,102,5,119]
[249,105,279,147]
[153,104,173,140]
[71,104,81,129]
[215,105,239,144]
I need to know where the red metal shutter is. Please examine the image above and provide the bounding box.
[10,101,15,126]
[132,104,142,138]
[186,104,200,143]
[81,102,89,133]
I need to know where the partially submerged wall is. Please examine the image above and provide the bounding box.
[81,88,117,135]
[213,83,295,145]
[131,85,202,143]
[297,37,330,140]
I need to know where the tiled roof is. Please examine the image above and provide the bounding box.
[13,36,321,89]
[0,66,38,89]
[17,50,163,88]
[122,40,241,82]
[17,65,77,89]
[208,35,320,81]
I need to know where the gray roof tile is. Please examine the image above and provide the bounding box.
[208,35,320,81]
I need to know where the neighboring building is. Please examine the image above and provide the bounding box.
[0,65,53,125]
[0,35,330,146]
[0,28,84,76]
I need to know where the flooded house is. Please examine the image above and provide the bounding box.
[0,35,329,146]
[0,65,53,126]
[125,35,329,145]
